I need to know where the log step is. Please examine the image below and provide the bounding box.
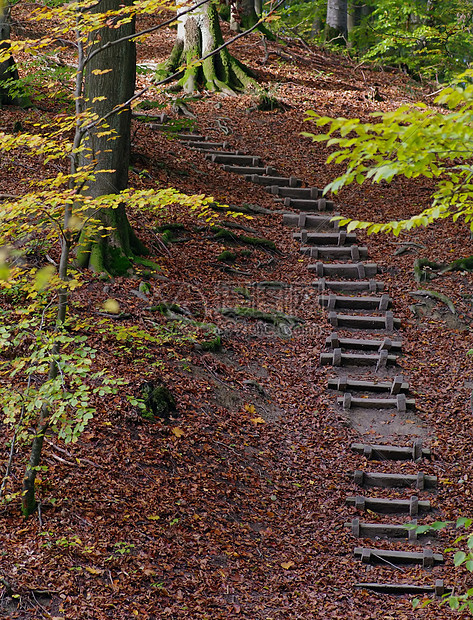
[199,149,245,156]
[267,186,322,199]
[248,174,302,187]
[326,333,402,352]
[316,279,385,293]
[181,141,229,150]
[354,546,443,567]
[207,153,262,166]
[283,213,341,228]
[340,393,414,411]
[296,230,357,246]
[309,262,378,279]
[320,350,397,368]
[347,518,422,542]
[353,471,437,490]
[301,246,369,260]
[354,580,449,596]
[328,311,400,331]
[329,376,408,394]
[320,294,391,311]
[177,133,206,141]
[347,495,430,516]
[223,165,278,175]
[283,197,334,211]
[351,440,430,461]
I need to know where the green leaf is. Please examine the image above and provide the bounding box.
[454,551,467,566]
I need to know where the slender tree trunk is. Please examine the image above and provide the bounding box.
[347,1,361,48]
[324,0,348,45]
[77,0,146,274]
[0,1,29,106]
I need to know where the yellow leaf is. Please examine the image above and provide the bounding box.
[102,298,120,314]
[147,515,160,521]
[250,417,266,425]
[171,427,185,438]
[85,566,103,575]
[91,69,113,75]
[280,561,294,570]
[244,404,256,414]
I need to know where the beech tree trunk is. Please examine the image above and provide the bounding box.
[77,0,146,275]
[324,0,348,45]
[158,0,254,94]
[0,2,28,106]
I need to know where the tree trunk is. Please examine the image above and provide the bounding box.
[158,0,255,94]
[324,0,348,45]
[0,2,29,106]
[347,1,361,48]
[77,0,146,275]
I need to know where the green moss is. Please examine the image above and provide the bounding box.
[220,306,304,327]
[239,236,276,250]
[158,223,186,233]
[217,250,237,263]
[210,226,238,242]
[149,302,183,314]
[257,94,283,111]
[200,335,222,352]
[140,383,177,420]
[240,249,252,258]
[233,287,251,299]
[134,256,162,272]
[107,246,133,276]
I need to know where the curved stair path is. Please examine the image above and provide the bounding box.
[171,127,449,600]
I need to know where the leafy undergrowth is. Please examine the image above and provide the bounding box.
[2,9,473,620]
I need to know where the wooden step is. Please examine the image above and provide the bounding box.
[267,186,322,199]
[309,262,377,279]
[207,153,262,166]
[320,349,397,369]
[347,495,431,516]
[181,141,229,150]
[199,149,245,156]
[353,471,437,490]
[284,197,334,211]
[320,294,391,312]
[316,279,385,293]
[177,133,206,141]
[223,165,278,175]
[347,518,421,542]
[351,440,430,461]
[354,546,443,567]
[283,213,340,228]
[328,311,400,331]
[326,333,402,352]
[354,580,449,596]
[296,230,357,246]
[301,246,369,260]
[248,174,302,187]
[340,393,414,411]
[329,376,408,394]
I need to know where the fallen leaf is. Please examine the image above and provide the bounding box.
[280,561,295,570]
[250,416,266,425]
[85,566,103,576]
[244,403,256,414]
[171,427,185,438]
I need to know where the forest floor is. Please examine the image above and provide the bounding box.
[1,8,473,620]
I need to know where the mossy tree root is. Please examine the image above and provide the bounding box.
[76,205,147,276]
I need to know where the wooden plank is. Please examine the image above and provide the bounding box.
[346,495,430,515]
[353,471,437,490]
